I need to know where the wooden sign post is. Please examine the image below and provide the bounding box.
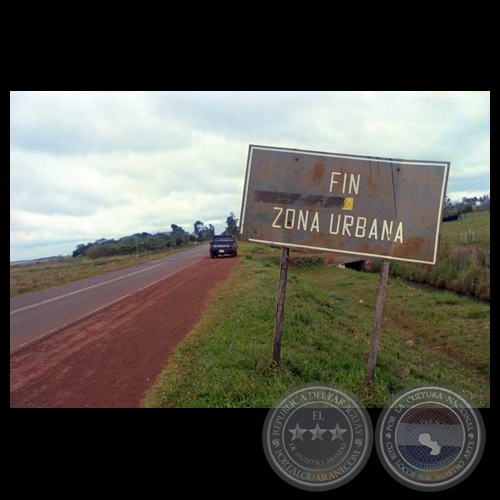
[366,260,391,380]
[272,247,290,365]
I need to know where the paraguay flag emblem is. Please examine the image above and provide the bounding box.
[396,404,463,469]
[377,386,485,491]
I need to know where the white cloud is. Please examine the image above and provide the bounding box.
[10,91,490,260]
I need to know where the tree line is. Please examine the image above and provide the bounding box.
[444,194,490,216]
[72,213,239,259]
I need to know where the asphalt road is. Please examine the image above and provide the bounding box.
[10,254,237,408]
[10,244,209,352]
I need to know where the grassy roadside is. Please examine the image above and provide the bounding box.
[144,243,490,408]
[10,244,201,298]
[382,211,490,300]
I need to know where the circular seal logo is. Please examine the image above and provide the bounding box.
[262,383,372,491]
[376,385,485,491]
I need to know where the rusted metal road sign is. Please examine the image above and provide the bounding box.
[240,145,450,264]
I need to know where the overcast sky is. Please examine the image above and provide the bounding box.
[10,91,490,261]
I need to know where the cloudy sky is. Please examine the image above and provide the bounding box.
[10,91,490,261]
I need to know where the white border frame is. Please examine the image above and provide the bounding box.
[239,145,450,265]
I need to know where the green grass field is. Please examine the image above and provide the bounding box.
[378,210,490,300]
[440,209,490,247]
[10,245,197,298]
[144,242,490,408]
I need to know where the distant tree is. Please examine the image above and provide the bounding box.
[444,197,463,217]
[72,225,194,259]
[479,195,490,206]
[223,212,239,237]
[194,220,204,239]
[462,204,474,214]
[171,224,187,246]
[72,244,88,258]
[194,220,207,241]
[171,224,185,234]
[462,196,479,206]
[477,194,490,212]
[194,220,215,241]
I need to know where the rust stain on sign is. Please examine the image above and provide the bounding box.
[311,162,326,185]
[240,145,450,265]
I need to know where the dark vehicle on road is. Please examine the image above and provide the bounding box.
[210,235,238,258]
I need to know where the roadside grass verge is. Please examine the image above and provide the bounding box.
[144,244,490,408]
[10,245,199,298]
[380,211,490,300]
